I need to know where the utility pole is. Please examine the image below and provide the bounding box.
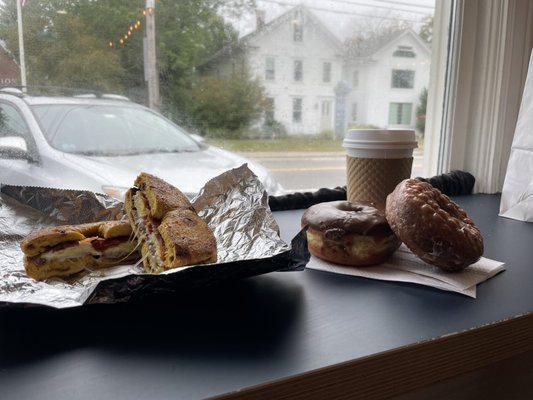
[145,0,160,111]
[16,0,27,90]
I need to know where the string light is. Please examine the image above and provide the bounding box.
[108,7,150,49]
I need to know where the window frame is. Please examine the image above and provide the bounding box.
[265,57,275,81]
[292,97,303,123]
[391,69,415,89]
[424,0,533,193]
[389,102,413,125]
[294,59,303,82]
[322,61,332,83]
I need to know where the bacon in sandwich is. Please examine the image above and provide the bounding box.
[20,220,140,280]
[124,172,217,273]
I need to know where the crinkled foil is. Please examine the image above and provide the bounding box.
[0,165,309,308]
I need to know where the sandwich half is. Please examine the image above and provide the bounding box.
[124,172,217,273]
[20,220,140,280]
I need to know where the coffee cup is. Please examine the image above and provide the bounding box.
[343,129,417,206]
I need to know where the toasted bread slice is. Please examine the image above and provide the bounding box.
[20,226,86,257]
[159,208,217,269]
[98,220,134,239]
[133,172,193,219]
[20,220,140,280]
[125,172,217,274]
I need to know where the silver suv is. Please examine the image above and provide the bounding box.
[0,88,282,199]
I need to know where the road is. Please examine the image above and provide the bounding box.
[241,149,424,194]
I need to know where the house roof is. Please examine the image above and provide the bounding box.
[241,4,344,50]
[198,4,344,69]
[344,28,431,61]
[198,5,431,70]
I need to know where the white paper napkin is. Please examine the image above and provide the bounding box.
[306,244,505,298]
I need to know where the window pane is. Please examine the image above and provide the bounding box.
[265,57,275,80]
[0,0,439,196]
[294,60,303,81]
[389,102,413,125]
[323,61,331,83]
[391,70,415,88]
[293,98,303,123]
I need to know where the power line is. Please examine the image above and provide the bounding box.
[260,0,434,16]
[369,0,434,10]
[301,0,434,15]
[258,0,432,23]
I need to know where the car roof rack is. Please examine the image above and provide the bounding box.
[73,93,131,101]
[0,85,131,101]
[0,87,25,97]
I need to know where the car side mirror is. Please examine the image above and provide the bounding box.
[0,136,31,160]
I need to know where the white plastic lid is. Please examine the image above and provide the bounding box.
[342,129,417,159]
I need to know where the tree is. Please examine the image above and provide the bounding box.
[190,65,267,136]
[419,16,433,45]
[0,0,255,108]
[416,87,427,136]
[344,11,412,57]
[0,0,125,91]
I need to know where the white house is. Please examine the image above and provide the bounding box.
[200,5,431,136]
[344,29,431,132]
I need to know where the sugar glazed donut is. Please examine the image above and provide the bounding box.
[386,179,484,271]
[301,201,401,266]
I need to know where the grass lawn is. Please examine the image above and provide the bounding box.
[205,136,424,153]
[205,137,345,152]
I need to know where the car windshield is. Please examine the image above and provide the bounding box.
[32,103,201,156]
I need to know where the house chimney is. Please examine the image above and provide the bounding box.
[256,10,265,29]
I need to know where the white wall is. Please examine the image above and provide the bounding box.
[346,33,431,131]
[246,15,343,135]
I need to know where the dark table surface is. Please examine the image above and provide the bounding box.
[1,194,532,400]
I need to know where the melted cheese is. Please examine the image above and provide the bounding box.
[41,237,135,262]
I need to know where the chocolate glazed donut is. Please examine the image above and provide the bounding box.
[301,201,401,266]
[386,179,484,271]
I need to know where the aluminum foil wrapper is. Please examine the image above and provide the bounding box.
[0,165,309,308]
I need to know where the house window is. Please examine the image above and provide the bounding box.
[293,22,303,42]
[294,60,303,82]
[322,62,331,83]
[393,46,416,58]
[351,103,358,122]
[389,103,412,125]
[391,69,415,89]
[265,57,275,80]
[293,98,303,123]
[352,70,359,88]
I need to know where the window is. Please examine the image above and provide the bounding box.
[265,57,275,80]
[351,103,357,122]
[294,60,303,82]
[293,22,303,42]
[393,46,416,58]
[352,70,359,88]
[322,61,331,83]
[0,103,29,137]
[391,70,415,89]
[2,1,478,196]
[389,103,412,125]
[292,98,303,123]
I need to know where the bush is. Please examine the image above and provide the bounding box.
[190,66,267,136]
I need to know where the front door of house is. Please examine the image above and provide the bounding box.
[320,98,333,132]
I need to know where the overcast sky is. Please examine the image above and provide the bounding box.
[234,0,435,40]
